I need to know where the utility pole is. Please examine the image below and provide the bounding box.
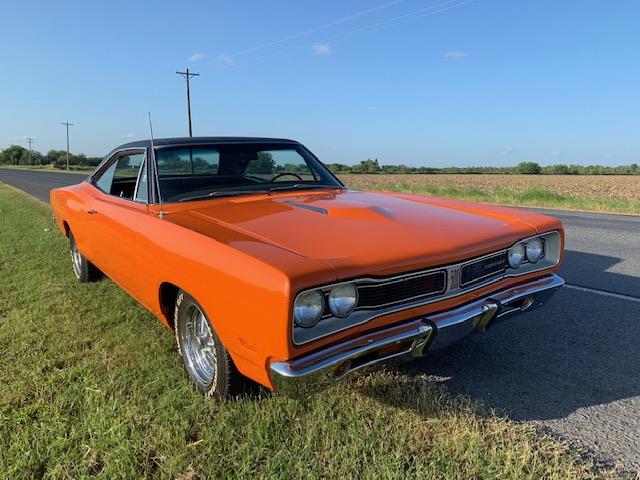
[60,121,73,170]
[176,68,199,137]
[25,137,34,167]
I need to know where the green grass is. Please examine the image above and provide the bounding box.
[348,181,640,215]
[0,184,617,478]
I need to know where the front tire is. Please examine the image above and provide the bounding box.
[69,232,100,282]
[174,290,241,398]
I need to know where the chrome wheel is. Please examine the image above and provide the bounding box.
[174,290,244,398]
[179,304,218,389]
[70,237,82,279]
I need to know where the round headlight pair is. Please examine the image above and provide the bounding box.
[525,238,544,263]
[508,238,544,268]
[508,242,526,268]
[293,283,358,328]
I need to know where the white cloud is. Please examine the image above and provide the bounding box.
[550,151,561,157]
[312,43,331,55]
[443,50,469,59]
[499,146,515,156]
[215,53,234,65]
[121,133,136,139]
[188,53,206,62]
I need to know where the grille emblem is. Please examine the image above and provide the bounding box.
[483,258,506,271]
[447,266,462,291]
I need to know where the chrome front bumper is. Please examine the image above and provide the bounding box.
[270,274,564,398]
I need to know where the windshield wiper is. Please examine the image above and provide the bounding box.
[266,184,338,193]
[178,184,339,202]
[179,190,269,202]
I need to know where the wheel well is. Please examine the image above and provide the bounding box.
[159,282,180,329]
[62,221,70,238]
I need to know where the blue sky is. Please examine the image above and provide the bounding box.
[1,0,639,166]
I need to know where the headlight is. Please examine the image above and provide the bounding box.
[508,243,525,268]
[328,283,358,317]
[293,290,324,327]
[525,238,544,263]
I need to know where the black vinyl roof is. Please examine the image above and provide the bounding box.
[116,136,299,150]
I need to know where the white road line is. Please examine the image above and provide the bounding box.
[565,284,640,303]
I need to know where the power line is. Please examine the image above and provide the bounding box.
[60,122,74,170]
[176,68,199,137]
[201,0,476,77]
[204,0,406,65]
[322,0,478,45]
[25,137,34,167]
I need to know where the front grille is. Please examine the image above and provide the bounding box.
[357,271,446,309]
[461,251,509,286]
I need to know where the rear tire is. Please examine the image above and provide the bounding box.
[69,232,100,282]
[174,290,241,399]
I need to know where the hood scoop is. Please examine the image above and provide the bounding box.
[282,199,396,220]
[283,201,328,215]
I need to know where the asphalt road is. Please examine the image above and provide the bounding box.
[2,167,639,471]
[0,168,87,202]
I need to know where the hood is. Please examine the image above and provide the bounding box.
[167,189,545,278]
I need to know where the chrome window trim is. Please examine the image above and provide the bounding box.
[88,148,148,205]
[292,230,561,345]
[133,156,148,204]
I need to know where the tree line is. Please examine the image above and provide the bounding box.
[1,144,639,175]
[0,145,102,169]
[327,159,640,175]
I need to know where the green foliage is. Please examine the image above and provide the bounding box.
[327,160,640,175]
[0,146,101,168]
[326,162,351,173]
[44,149,101,168]
[245,151,276,174]
[351,158,382,173]
[516,162,542,174]
[0,145,30,165]
[2,144,639,175]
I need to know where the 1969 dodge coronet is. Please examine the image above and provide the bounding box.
[51,137,564,398]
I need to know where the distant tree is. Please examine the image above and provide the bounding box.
[4,144,640,175]
[543,164,570,175]
[44,149,102,169]
[327,163,350,173]
[46,149,69,166]
[515,161,542,174]
[0,145,29,165]
[351,158,381,173]
[245,152,276,174]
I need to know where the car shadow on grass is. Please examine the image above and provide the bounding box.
[360,250,640,423]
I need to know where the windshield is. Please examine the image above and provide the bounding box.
[154,143,341,203]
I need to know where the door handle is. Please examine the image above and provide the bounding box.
[87,209,97,215]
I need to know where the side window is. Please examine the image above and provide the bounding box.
[95,161,117,192]
[93,151,145,201]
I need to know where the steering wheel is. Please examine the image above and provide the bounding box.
[270,172,304,182]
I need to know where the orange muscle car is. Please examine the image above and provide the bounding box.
[51,137,564,398]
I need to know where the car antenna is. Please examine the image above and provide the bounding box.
[147,112,164,219]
